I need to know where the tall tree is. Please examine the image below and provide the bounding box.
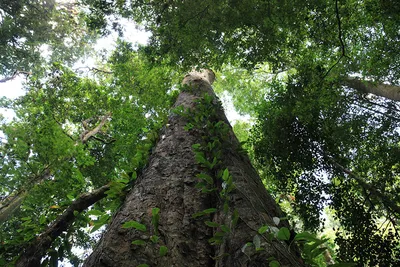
[84,69,304,267]
[3,0,400,266]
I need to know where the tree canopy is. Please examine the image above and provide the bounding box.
[1,0,400,266]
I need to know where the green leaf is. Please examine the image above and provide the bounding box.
[159,245,168,256]
[269,260,281,267]
[203,208,217,214]
[195,152,207,164]
[205,221,219,227]
[122,221,147,232]
[184,123,194,131]
[310,247,327,258]
[136,264,149,267]
[220,224,230,233]
[294,231,320,242]
[304,239,328,255]
[150,235,160,244]
[276,227,290,241]
[231,209,239,227]
[152,207,160,217]
[132,240,146,246]
[192,211,205,218]
[208,233,225,245]
[39,215,46,225]
[87,210,104,216]
[222,168,230,181]
[258,225,269,234]
[196,173,213,184]
[192,143,201,150]
[151,207,160,234]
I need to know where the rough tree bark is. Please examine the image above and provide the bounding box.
[84,70,304,267]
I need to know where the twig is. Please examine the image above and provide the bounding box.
[321,0,347,80]
[327,157,400,214]
[75,66,113,74]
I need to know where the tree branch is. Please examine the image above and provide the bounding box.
[0,71,31,83]
[321,0,347,80]
[80,113,112,143]
[335,0,346,57]
[344,77,400,102]
[15,183,110,267]
[328,158,400,215]
[0,168,51,223]
[75,66,113,74]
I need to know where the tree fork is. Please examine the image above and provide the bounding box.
[84,70,304,267]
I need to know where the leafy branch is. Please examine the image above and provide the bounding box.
[15,183,110,267]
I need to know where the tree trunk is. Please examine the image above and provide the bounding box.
[84,70,304,267]
[344,77,400,101]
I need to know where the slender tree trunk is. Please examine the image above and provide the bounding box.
[344,77,400,101]
[84,70,304,267]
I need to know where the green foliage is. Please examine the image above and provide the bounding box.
[251,69,400,264]
[0,43,179,264]
[276,227,290,241]
[132,240,146,246]
[3,0,400,265]
[151,207,160,235]
[0,0,96,77]
[122,221,147,232]
[159,245,168,256]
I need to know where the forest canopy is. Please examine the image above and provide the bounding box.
[1,0,399,266]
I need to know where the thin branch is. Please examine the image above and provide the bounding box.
[356,95,400,113]
[80,113,112,144]
[328,157,400,215]
[335,0,346,57]
[15,183,110,267]
[52,114,76,142]
[0,71,31,83]
[75,67,113,74]
[354,102,400,122]
[91,136,116,144]
[321,56,343,80]
[182,5,210,27]
[321,0,347,80]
